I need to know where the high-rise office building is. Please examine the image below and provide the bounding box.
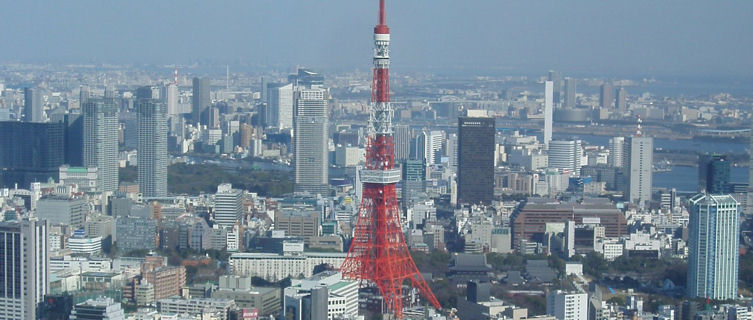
[445,132,458,168]
[698,154,730,194]
[608,137,625,168]
[416,130,443,165]
[164,83,179,116]
[265,83,294,130]
[402,159,426,209]
[687,193,739,300]
[293,88,329,195]
[0,121,65,188]
[0,218,48,320]
[393,124,411,161]
[64,112,84,167]
[215,183,242,228]
[192,77,210,126]
[79,85,90,106]
[138,98,168,197]
[24,87,43,123]
[547,70,562,105]
[289,68,325,88]
[83,99,119,193]
[458,116,495,205]
[599,82,613,109]
[615,87,627,111]
[546,290,588,320]
[544,81,553,149]
[564,77,577,108]
[548,140,582,173]
[624,136,653,206]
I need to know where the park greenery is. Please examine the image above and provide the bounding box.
[120,163,292,196]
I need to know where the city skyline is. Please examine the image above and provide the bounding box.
[0,0,751,319]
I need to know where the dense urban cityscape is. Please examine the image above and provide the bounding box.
[1,1,753,320]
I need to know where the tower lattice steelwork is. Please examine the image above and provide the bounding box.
[340,1,441,318]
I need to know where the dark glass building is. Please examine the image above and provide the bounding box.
[64,113,84,167]
[401,159,426,208]
[457,116,495,205]
[698,154,730,193]
[0,121,65,188]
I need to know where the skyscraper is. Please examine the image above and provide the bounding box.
[265,83,294,130]
[24,87,43,123]
[0,121,65,188]
[615,87,627,111]
[64,112,84,167]
[599,82,613,109]
[293,88,329,195]
[687,194,739,300]
[544,81,553,149]
[164,83,179,116]
[548,140,582,173]
[402,159,426,209]
[0,217,48,320]
[83,98,119,193]
[417,130,443,165]
[393,124,411,161]
[547,70,562,105]
[215,183,242,228]
[445,132,458,168]
[564,77,577,108]
[458,115,495,205]
[624,136,653,206]
[79,85,90,106]
[138,98,168,197]
[698,154,730,194]
[192,77,210,126]
[608,137,625,168]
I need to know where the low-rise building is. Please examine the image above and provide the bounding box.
[283,271,359,320]
[211,275,280,316]
[230,251,346,282]
[156,298,236,320]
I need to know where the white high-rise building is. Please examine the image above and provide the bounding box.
[687,194,740,300]
[214,184,242,228]
[163,83,179,116]
[547,140,582,173]
[138,99,168,197]
[293,88,329,195]
[83,98,119,193]
[544,81,553,149]
[625,136,653,206]
[418,130,443,165]
[608,137,625,168]
[546,290,587,320]
[266,83,294,129]
[0,218,48,320]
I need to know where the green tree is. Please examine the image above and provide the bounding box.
[582,252,608,278]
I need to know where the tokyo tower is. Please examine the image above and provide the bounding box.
[340,0,442,318]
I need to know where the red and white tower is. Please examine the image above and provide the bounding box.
[340,1,441,318]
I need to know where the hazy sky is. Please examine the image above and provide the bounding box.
[1,1,752,77]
